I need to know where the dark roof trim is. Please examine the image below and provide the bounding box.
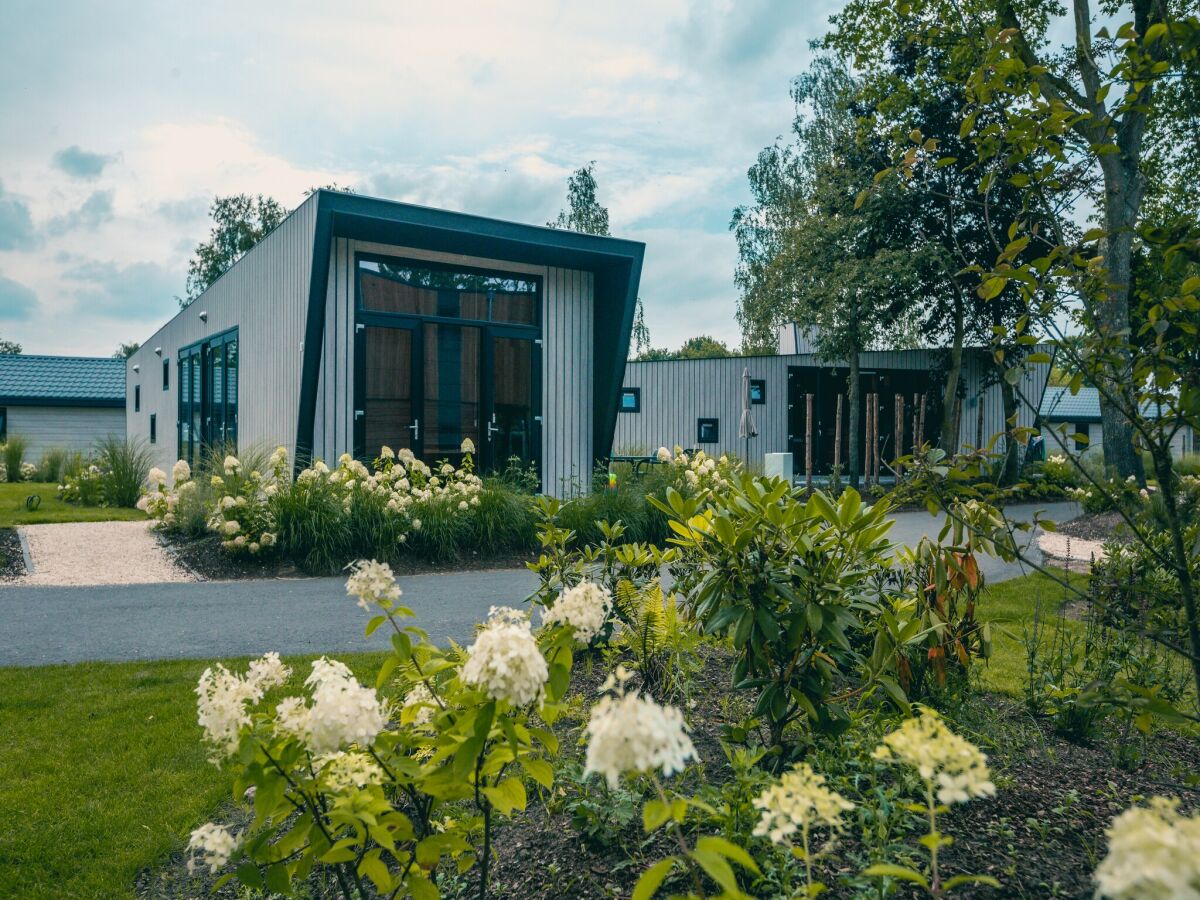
[0,396,125,409]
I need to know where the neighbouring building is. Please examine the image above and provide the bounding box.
[614,325,1054,478]
[0,354,126,458]
[125,190,644,493]
[1040,385,1196,459]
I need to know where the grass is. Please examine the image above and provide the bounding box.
[0,482,147,528]
[0,573,1079,898]
[0,652,386,900]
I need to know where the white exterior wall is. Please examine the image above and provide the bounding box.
[126,196,319,476]
[5,405,125,459]
[313,239,594,495]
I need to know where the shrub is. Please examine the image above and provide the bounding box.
[37,447,68,483]
[470,478,537,556]
[2,435,27,483]
[93,436,152,507]
[59,464,105,505]
[205,449,284,555]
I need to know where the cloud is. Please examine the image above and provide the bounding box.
[0,180,39,250]
[46,189,115,235]
[52,145,117,180]
[62,258,181,318]
[0,273,38,320]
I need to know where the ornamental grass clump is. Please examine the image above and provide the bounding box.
[1093,796,1200,899]
[864,708,998,896]
[191,558,579,898]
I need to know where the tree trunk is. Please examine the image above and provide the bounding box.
[940,294,964,452]
[999,375,1020,486]
[847,349,862,490]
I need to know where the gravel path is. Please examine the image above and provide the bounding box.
[18,521,193,586]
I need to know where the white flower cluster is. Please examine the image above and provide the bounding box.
[655,445,737,493]
[583,666,696,788]
[752,763,855,845]
[872,709,996,805]
[460,607,548,707]
[346,559,402,611]
[196,652,292,761]
[401,681,437,727]
[206,452,280,554]
[187,822,239,874]
[316,750,385,793]
[273,657,389,755]
[1094,796,1200,899]
[541,581,613,643]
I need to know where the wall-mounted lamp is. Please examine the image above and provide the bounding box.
[132,364,140,373]
[154,347,162,356]
[198,310,208,323]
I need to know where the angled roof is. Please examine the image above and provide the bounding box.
[1040,384,1181,423]
[0,354,126,407]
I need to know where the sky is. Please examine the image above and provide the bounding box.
[0,0,841,358]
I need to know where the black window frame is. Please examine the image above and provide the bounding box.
[0,407,6,443]
[134,384,140,412]
[619,387,641,413]
[750,379,766,405]
[149,413,157,444]
[177,326,239,466]
[163,358,170,391]
[697,417,719,444]
[1073,421,1090,452]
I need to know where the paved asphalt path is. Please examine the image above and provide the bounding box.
[0,501,1078,667]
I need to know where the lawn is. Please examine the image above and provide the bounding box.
[0,574,1074,899]
[0,482,147,528]
[0,653,385,899]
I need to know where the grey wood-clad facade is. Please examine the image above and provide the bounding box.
[613,349,1051,471]
[126,191,641,493]
[6,406,125,458]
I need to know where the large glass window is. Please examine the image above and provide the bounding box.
[177,328,238,466]
[358,259,538,326]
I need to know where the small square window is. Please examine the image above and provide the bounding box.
[750,379,766,404]
[697,418,719,443]
[1073,422,1089,452]
[149,413,157,444]
[620,387,641,413]
[134,384,141,412]
[163,358,170,390]
[0,407,7,443]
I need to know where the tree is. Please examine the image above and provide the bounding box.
[631,299,652,359]
[182,194,287,307]
[547,163,610,236]
[733,57,923,487]
[113,342,140,359]
[675,335,733,359]
[0,337,20,355]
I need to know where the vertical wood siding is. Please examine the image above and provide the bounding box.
[312,241,594,495]
[612,350,1052,467]
[6,406,125,458]
[125,195,319,478]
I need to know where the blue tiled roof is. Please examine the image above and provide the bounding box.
[0,354,125,405]
[1040,385,1101,421]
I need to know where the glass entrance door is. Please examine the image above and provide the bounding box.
[422,322,482,468]
[361,324,421,459]
[486,335,537,471]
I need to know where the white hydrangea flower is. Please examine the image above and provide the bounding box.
[412,518,422,531]
[461,438,475,454]
[752,763,853,845]
[246,651,291,693]
[872,709,996,805]
[261,532,276,547]
[1094,796,1200,899]
[148,467,167,487]
[401,681,437,727]
[172,459,191,483]
[196,665,258,760]
[317,751,385,793]
[458,500,469,510]
[345,559,402,611]
[223,455,240,474]
[542,581,613,643]
[222,520,240,536]
[460,609,548,707]
[656,446,672,462]
[303,657,388,754]
[274,695,310,742]
[583,669,696,788]
[187,822,238,874]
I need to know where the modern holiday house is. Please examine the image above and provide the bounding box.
[0,354,126,457]
[125,190,645,493]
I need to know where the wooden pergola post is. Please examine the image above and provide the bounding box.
[894,393,905,478]
[834,394,843,472]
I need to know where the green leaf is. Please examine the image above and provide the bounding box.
[375,654,399,690]
[862,863,930,888]
[695,836,761,874]
[643,799,672,833]
[633,857,678,900]
[521,756,554,789]
[409,872,438,900]
[482,777,527,817]
[365,614,387,636]
[690,847,745,896]
[358,851,393,892]
[944,874,1003,890]
[979,276,1007,300]
[235,862,263,888]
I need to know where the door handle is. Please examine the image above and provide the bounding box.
[408,419,420,441]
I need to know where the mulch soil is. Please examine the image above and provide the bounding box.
[0,527,26,579]
[161,532,534,581]
[139,641,1200,899]
[1055,511,1131,545]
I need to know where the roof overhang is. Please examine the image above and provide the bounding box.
[296,190,645,468]
[0,396,124,409]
